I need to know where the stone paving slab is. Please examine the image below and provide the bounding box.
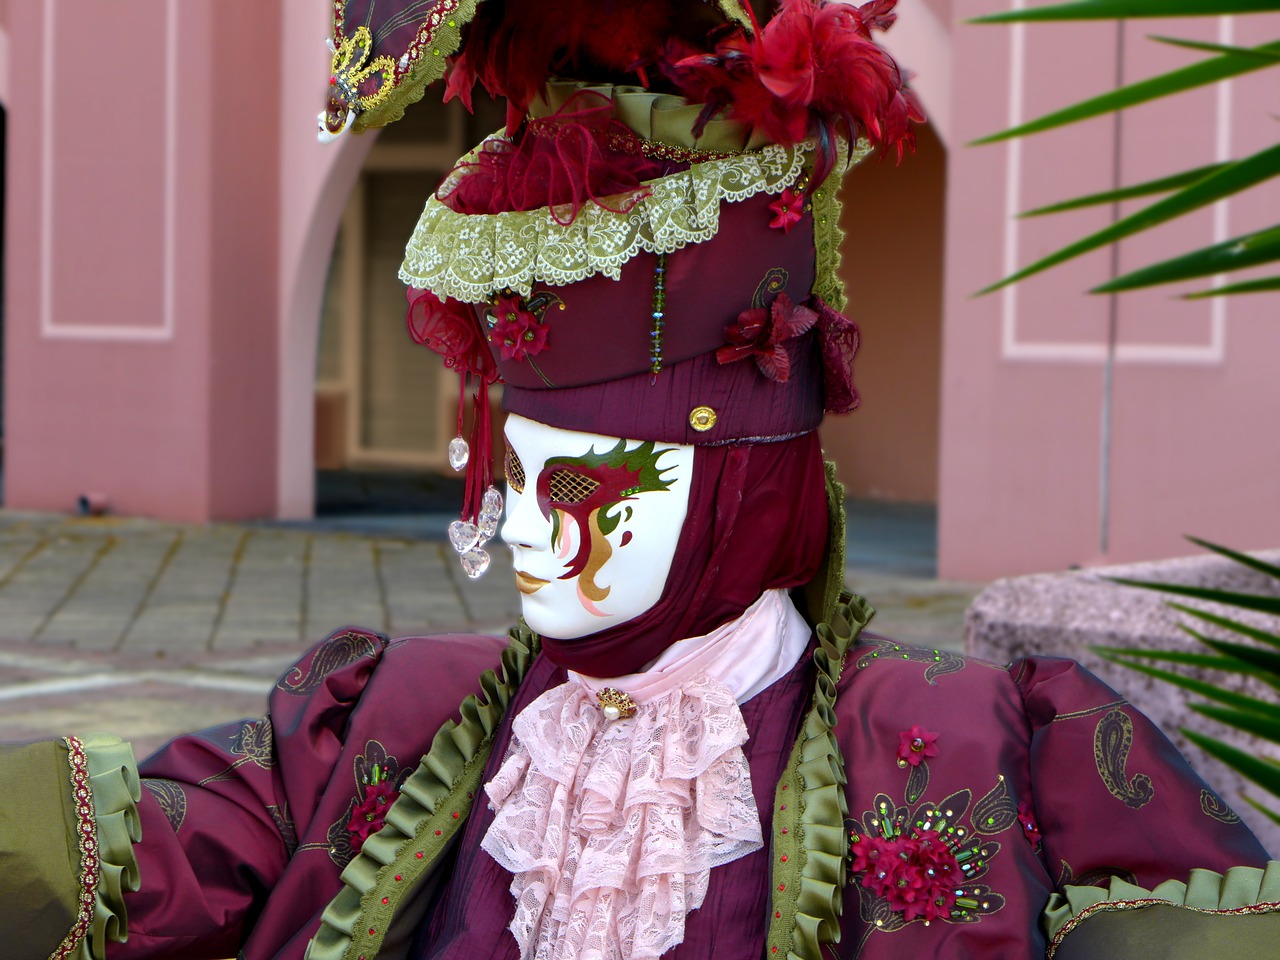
[0,510,975,760]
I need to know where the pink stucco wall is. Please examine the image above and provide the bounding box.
[938,5,1280,579]
[5,1,281,521]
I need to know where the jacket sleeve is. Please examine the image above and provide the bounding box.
[1,626,508,960]
[1013,655,1269,891]
[1014,656,1280,959]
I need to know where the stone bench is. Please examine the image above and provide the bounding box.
[965,549,1280,856]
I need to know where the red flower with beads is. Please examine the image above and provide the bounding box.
[768,187,804,232]
[897,724,939,767]
[716,292,818,383]
[851,830,959,923]
[347,766,401,855]
[487,293,550,362]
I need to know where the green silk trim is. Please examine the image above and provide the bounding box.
[766,591,875,960]
[1045,861,1280,955]
[306,626,540,960]
[349,0,481,134]
[77,734,142,960]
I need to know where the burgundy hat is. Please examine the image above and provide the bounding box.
[367,0,921,573]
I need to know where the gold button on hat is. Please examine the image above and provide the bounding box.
[689,406,717,432]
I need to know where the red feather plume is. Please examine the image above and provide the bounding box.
[665,0,925,180]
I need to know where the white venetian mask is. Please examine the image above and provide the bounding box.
[500,414,694,639]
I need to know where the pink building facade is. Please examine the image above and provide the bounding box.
[1,0,1276,580]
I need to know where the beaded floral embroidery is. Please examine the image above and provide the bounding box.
[328,740,410,867]
[849,777,1017,949]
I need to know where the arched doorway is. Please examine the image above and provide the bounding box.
[312,96,505,517]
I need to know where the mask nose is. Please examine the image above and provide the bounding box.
[501,483,551,552]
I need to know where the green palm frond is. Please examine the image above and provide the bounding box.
[1103,539,1280,815]
[975,1,1280,297]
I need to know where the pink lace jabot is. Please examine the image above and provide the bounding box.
[482,590,808,960]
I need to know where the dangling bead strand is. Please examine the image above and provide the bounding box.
[649,253,667,381]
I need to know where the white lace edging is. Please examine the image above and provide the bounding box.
[399,139,826,301]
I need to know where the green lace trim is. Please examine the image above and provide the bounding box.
[766,591,874,960]
[810,139,851,312]
[400,138,818,301]
[71,735,142,960]
[306,627,540,960]
[1045,861,1280,958]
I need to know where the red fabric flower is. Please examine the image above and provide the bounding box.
[716,292,818,383]
[1018,802,1042,847]
[853,830,959,923]
[487,294,550,362]
[813,297,861,415]
[347,777,400,855]
[768,187,805,233]
[896,724,940,767]
[405,288,496,381]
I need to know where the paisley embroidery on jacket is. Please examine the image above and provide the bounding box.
[849,778,1010,955]
[326,740,410,868]
[198,716,275,785]
[142,779,188,833]
[269,800,299,854]
[278,629,385,696]
[1093,708,1155,809]
[1200,788,1241,824]
[854,636,966,685]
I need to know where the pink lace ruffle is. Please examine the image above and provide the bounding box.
[482,673,763,960]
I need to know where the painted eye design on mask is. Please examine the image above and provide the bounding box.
[546,469,601,505]
[506,449,526,493]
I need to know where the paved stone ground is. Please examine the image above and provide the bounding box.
[0,510,981,757]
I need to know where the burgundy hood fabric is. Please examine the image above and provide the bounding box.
[539,430,829,678]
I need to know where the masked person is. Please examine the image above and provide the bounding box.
[4,2,1278,959]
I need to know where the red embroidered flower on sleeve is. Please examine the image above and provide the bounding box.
[347,764,401,855]
[851,830,959,923]
[487,293,550,362]
[896,724,939,767]
[715,292,818,383]
[768,187,804,233]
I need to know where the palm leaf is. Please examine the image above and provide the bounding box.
[1093,645,1256,673]
[1184,276,1280,298]
[1095,652,1280,719]
[1183,537,1280,580]
[1107,577,1280,617]
[1169,603,1280,651]
[970,41,1280,145]
[980,144,1280,293]
[1181,728,1280,799]
[1245,795,1280,827]
[1151,35,1280,61]
[1192,703,1280,743]
[1183,630,1280,689]
[1093,225,1280,293]
[971,1,1280,24]
[1018,163,1227,217]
